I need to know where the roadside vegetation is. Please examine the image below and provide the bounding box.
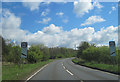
[72,41,120,74]
[2,35,120,80]
[2,36,76,80]
[2,59,53,80]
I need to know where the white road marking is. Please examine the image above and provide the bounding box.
[81,80,84,82]
[100,70,118,77]
[25,64,48,82]
[62,62,74,76]
[63,66,66,69]
[62,63,63,66]
[66,69,74,76]
[80,65,118,77]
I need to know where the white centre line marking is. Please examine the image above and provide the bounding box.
[62,61,74,76]
[66,70,74,76]
[63,66,66,69]
[81,80,84,82]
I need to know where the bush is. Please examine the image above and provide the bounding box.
[27,52,37,63]
[77,41,90,58]
[27,45,44,63]
[2,37,76,64]
[81,46,118,65]
[42,55,49,61]
[82,47,100,62]
[2,38,21,63]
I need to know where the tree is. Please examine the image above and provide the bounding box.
[27,45,44,63]
[77,41,90,58]
[82,46,100,62]
[12,46,21,64]
[2,37,14,62]
[27,51,37,63]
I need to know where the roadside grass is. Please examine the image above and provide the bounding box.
[2,59,53,80]
[84,62,118,73]
[72,58,119,74]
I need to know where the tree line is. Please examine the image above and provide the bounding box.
[76,41,120,65]
[2,36,76,64]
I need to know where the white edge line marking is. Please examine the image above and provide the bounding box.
[101,71,119,77]
[66,70,73,76]
[25,64,48,82]
[81,65,118,77]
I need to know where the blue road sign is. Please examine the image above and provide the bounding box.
[21,42,27,58]
[109,41,116,56]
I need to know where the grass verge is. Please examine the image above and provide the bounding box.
[2,59,54,80]
[72,58,119,75]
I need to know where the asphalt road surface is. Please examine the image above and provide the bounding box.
[29,58,119,81]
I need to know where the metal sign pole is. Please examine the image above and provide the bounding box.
[23,59,24,69]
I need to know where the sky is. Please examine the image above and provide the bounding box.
[0,1,119,48]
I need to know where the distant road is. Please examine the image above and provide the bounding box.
[28,58,119,81]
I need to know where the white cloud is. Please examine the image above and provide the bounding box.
[109,6,116,14]
[112,6,116,10]
[92,26,118,45]
[42,2,51,5]
[26,26,95,48]
[63,19,68,23]
[74,0,103,17]
[1,9,118,48]
[41,9,50,16]
[38,17,51,24]
[23,2,41,11]
[42,24,62,34]
[74,0,93,17]
[109,11,112,14]
[22,1,51,11]
[56,12,64,16]
[81,16,106,26]
[1,9,29,42]
[93,2,103,9]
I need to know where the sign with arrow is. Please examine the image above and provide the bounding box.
[109,41,116,56]
[21,42,27,58]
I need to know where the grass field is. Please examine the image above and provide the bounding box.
[2,59,53,80]
[72,58,119,74]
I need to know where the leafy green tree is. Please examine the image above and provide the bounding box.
[27,45,44,63]
[77,41,90,58]
[3,43,13,62]
[2,37,76,63]
[12,46,21,64]
[27,51,37,63]
[81,45,118,65]
[40,46,50,61]
[2,37,9,61]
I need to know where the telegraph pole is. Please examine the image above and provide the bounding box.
[74,44,76,50]
[74,44,77,58]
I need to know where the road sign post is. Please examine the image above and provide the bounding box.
[21,42,27,69]
[109,41,116,56]
[109,41,116,65]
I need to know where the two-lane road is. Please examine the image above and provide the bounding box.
[28,58,119,81]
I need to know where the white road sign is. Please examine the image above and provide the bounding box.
[109,41,116,56]
[21,42,27,58]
